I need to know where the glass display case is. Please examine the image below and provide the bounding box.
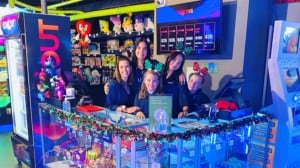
[38,103,270,168]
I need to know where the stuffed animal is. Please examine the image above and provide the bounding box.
[122,13,133,34]
[99,20,110,35]
[75,20,91,47]
[216,100,238,111]
[134,15,144,34]
[110,15,122,35]
[144,16,154,32]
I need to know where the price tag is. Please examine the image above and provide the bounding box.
[216,144,221,150]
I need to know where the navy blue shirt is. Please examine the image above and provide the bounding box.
[134,92,158,118]
[163,73,181,118]
[105,79,134,111]
[180,85,210,115]
[132,66,144,96]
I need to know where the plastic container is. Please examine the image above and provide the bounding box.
[62,97,71,112]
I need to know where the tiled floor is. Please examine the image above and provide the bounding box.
[0,133,20,168]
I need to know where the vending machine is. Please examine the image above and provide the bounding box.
[0,35,11,132]
[0,12,71,167]
[268,20,300,167]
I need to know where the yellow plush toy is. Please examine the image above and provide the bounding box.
[99,20,110,35]
[122,13,133,34]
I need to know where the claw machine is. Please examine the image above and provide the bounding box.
[267,20,300,167]
[0,12,71,167]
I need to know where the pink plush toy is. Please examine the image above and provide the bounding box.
[134,15,144,34]
[110,15,122,35]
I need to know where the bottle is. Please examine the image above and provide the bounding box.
[62,97,71,112]
[157,112,167,133]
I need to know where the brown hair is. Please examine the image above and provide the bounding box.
[138,70,162,99]
[131,39,152,68]
[113,56,133,85]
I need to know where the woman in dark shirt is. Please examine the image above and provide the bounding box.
[161,51,186,118]
[178,72,210,118]
[105,56,140,113]
[131,39,152,94]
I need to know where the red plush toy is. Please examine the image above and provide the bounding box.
[75,20,91,47]
[215,100,238,111]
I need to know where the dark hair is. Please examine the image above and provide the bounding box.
[131,39,152,68]
[161,51,185,81]
[113,56,133,85]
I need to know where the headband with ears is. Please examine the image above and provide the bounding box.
[193,62,208,77]
[145,59,163,73]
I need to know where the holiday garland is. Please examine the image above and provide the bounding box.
[39,103,272,142]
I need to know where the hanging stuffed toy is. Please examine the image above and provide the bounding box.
[75,20,92,47]
[134,15,144,34]
[122,13,133,34]
[110,15,122,35]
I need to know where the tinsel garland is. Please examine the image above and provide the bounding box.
[39,104,272,142]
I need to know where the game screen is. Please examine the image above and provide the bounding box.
[282,26,299,54]
[156,0,221,55]
[282,68,300,93]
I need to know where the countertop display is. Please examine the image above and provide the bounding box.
[37,103,271,168]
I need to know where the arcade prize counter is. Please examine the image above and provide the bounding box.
[37,103,271,168]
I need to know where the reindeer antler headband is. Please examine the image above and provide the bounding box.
[193,62,208,77]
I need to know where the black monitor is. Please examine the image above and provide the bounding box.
[214,77,246,108]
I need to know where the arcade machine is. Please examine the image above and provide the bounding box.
[268,20,300,167]
[0,12,71,167]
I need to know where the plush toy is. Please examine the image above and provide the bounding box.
[134,15,144,34]
[99,19,110,35]
[75,20,91,47]
[144,16,154,32]
[110,15,122,35]
[90,69,101,85]
[51,75,66,100]
[123,39,134,50]
[122,13,134,34]
[216,100,238,111]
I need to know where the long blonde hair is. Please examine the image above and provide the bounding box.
[138,70,162,99]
